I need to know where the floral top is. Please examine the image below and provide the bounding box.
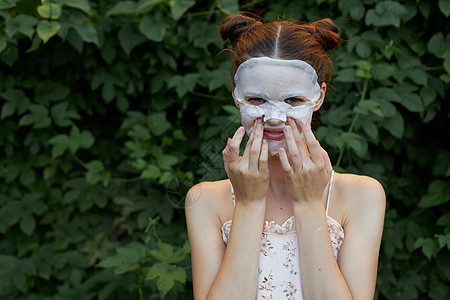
[221,171,344,299]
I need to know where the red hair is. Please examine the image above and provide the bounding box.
[219,14,343,88]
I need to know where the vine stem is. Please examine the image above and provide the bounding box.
[335,78,369,167]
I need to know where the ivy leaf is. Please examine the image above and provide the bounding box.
[439,0,450,17]
[419,180,450,208]
[50,102,81,127]
[414,238,438,260]
[365,1,407,28]
[168,73,199,98]
[140,165,161,180]
[0,89,30,119]
[37,20,61,44]
[18,104,52,128]
[146,262,186,298]
[56,0,91,15]
[118,23,146,55]
[5,14,39,39]
[382,110,404,138]
[69,14,99,46]
[372,62,396,80]
[48,134,76,158]
[136,0,165,14]
[217,0,239,14]
[169,0,195,21]
[157,154,179,170]
[70,125,95,150]
[35,80,70,103]
[37,2,62,20]
[0,0,16,9]
[85,160,105,183]
[139,14,166,42]
[106,1,136,17]
[97,243,145,275]
[148,112,171,136]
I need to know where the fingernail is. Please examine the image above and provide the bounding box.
[258,124,263,130]
[284,126,291,132]
[263,139,267,144]
[300,120,307,126]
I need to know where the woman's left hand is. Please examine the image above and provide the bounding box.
[279,117,333,205]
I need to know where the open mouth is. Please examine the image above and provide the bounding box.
[263,128,285,141]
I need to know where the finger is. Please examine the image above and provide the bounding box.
[259,139,269,174]
[228,126,246,164]
[249,121,264,171]
[278,148,294,180]
[222,138,231,173]
[283,125,303,169]
[242,119,259,159]
[319,144,333,173]
[299,120,324,166]
[287,118,303,149]
[288,118,309,161]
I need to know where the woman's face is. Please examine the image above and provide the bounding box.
[233,57,323,156]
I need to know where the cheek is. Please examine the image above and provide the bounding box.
[240,106,263,134]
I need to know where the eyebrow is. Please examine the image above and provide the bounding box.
[280,91,309,99]
[244,92,270,99]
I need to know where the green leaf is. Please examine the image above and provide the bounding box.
[5,14,39,39]
[0,0,16,9]
[365,1,407,28]
[136,0,165,14]
[419,180,450,208]
[37,2,62,20]
[141,165,161,179]
[0,34,6,54]
[217,0,239,14]
[139,14,166,42]
[106,1,137,16]
[437,233,450,250]
[148,112,171,136]
[157,154,179,170]
[334,68,358,82]
[19,213,35,236]
[85,160,105,183]
[18,104,51,128]
[56,0,91,15]
[439,0,450,17]
[414,237,438,260]
[69,15,99,46]
[37,20,61,44]
[50,102,81,127]
[48,134,75,158]
[168,73,199,98]
[169,0,195,20]
[427,33,447,58]
[372,62,396,80]
[70,125,95,149]
[146,262,186,298]
[118,24,146,55]
[361,119,379,139]
[382,110,404,138]
[35,80,70,103]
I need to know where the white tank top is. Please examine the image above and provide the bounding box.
[221,171,344,299]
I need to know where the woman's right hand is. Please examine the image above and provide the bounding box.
[222,119,269,205]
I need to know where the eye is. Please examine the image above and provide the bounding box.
[245,97,266,105]
[284,97,307,106]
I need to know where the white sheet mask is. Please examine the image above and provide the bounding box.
[233,57,321,155]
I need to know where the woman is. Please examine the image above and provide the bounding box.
[185,14,385,300]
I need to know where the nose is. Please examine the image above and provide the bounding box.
[264,117,285,127]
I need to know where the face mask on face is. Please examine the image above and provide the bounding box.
[233,57,321,156]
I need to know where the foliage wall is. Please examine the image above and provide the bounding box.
[0,0,449,299]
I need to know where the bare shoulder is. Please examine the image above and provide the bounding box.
[333,173,386,227]
[185,179,233,227]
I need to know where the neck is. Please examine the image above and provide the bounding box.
[267,155,289,195]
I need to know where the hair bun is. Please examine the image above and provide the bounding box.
[306,18,342,51]
[219,14,262,44]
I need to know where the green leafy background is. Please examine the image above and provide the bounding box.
[0,0,449,299]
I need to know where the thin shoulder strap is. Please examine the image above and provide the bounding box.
[230,181,236,207]
[325,170,335,216]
